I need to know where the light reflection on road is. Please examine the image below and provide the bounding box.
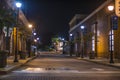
[13,67,80,73]
[22,68,45,72]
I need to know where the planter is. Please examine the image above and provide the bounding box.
[0,51,7,68]
[19,51,26,59]
[89,52,95,59]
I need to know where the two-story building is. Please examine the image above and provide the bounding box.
[69,0,120,61]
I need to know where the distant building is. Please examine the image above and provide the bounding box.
[69,14,87,56]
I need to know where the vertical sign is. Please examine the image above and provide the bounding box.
[115,0,120,17]
[111,16,118,30]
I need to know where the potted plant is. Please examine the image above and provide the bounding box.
[19,51,26,59]
[0,50,8,68]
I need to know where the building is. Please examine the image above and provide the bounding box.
[0,0,31,57]
[69,0,120,60]
[69,14,87,57]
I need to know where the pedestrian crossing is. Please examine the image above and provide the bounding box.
[12,67,120,74]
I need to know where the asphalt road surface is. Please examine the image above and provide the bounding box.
[1,53,120,80]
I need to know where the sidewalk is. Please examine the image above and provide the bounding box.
[77,57,120,69]
[0,56,36,75]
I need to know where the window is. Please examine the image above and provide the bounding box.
[91,24,96,52]
[92,36,95,51]
[109,30,114,51]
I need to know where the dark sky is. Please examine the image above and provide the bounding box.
[22,0,105,45]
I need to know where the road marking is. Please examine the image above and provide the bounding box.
[12,67,120,74]
[13,71,120,74]
[92,68,104,71]
[12,67,79,73]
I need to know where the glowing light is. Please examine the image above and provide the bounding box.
[108,5,114,11]
[28,24,32,28]
[16,2,22,8]
[37,38,39,40]
[81,26,85,29]
[70,34,73,36]
[62,38,64,40]
[34,39,37,42]
[33,33,36,35]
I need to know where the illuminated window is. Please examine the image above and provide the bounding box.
[109,30,114,51]
[91,24,96,52]
[75,43,77,52]
[92,36,95,51]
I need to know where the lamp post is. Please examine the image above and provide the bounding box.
[69,33,73,56]
[27,24,33,57]
[14,2,22,62]
[108,5,114,63]
[80,26,85,58]
[34,39,37,56]
[60,38,65,54]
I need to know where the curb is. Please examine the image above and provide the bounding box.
[0,56,37,75]
[79,58,120,69]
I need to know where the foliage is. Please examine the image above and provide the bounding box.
[52,37,59,45]
[0,2,16,29]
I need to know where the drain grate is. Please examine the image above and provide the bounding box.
[45,67,71,70]
[45,67,56,70]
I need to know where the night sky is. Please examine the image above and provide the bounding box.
[22,0,105,45]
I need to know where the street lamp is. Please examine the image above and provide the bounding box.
[34,39,37,42]
[80,25,85,58]
[16,2,22,8]
[108,5,114,11]
[33,32,37,36]
[70,34,73,37]
[62,38,65,41]
[81,26,85,29]
[108,5,114,63]
[37,38,39,40]
[28,24,33,28]
[14,2,22,62]
[27,24,33,57]
[62,38,66,54]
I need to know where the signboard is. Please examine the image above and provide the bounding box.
[111,16,118,30]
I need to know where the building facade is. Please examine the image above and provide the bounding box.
[0,0,30,57]
[69,0,120,60]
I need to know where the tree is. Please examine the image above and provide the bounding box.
[51,36,60,51]
[0,1,16,29]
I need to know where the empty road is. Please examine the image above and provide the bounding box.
[1,53,120,80]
